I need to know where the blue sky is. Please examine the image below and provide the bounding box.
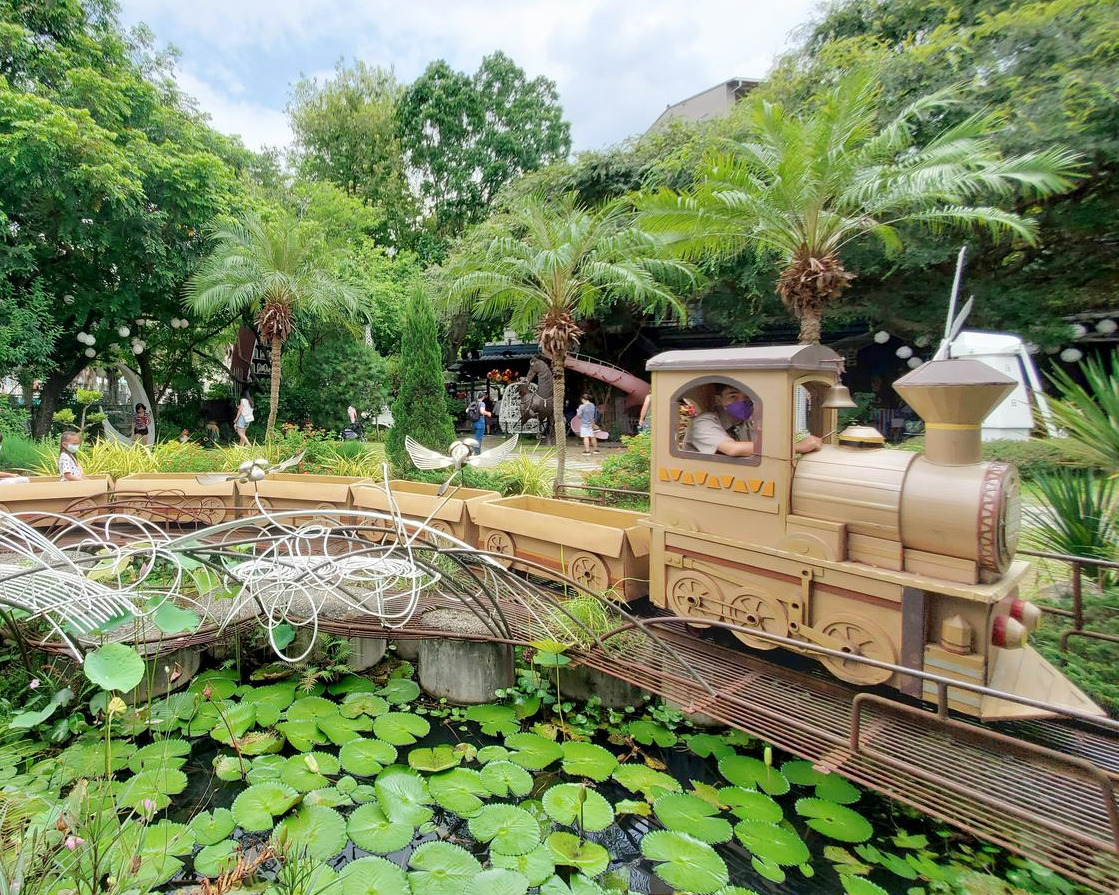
[117,0,821,154]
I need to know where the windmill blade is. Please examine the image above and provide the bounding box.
[468,434,519,468]
[946,295,974,344]
[271,451,305,474]
[405,436,453,470]
[195,472,238,486]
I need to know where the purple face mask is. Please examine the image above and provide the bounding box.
[725,399,753,421]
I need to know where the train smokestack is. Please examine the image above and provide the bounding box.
[893,359,1015,465]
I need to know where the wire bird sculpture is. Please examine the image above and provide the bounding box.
[405,435,519,494]
[195,451,304,486]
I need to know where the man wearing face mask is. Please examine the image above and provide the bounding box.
[685,384,822,458]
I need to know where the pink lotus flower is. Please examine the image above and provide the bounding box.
[28,679,39,690]
[64,836,84,851]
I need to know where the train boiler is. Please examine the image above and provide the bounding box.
[644,344,1101,720]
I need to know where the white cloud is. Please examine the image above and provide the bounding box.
[119,0,821,152]
[176,68,293,151]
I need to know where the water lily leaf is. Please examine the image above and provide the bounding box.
[465,704,520,737]
[824,845,873,875]
[317,712,373,746]
[546,832,609,876]
[614,799,651,817]
[653,793,732,843]
[541,874,615,895]
[341,692,390,719]
[143,819,196,856]
[816,773,861,804]
[212,754,244,782]
[194,839,238,877]
[718,755,790,796]
[340,738,398,776]
[626,719,677,747]
[276,719,327,752]
[503,732,562,770]
[375,767,433,826]
[377,678,420,704]
[286,696,337,721]
[891,832,928,850]
[480,761,534,798]
[781,759,827,786]
[329,674,378,695]
[492,844,557,886]
[752,855,786,883]
[234,730,285,756]
[429,768,489,816]
[304,786,353,808]
[274,805,348,861]
[734,820,811,866]
[247,754,284,784]
[281,752,339,792]
[347,800,414,854]
[115,766,188,811]
[209,702,256,741]
[842,875,891,895]
[339,856,409,895]
[722,790,783,830]
[241,682,297,726]
[129,738,190,773]
[477,745,512,764]
[795,798,874,843]
[189,671,238,700]
[230,781,299,831]
[685,733,735,760]
[640,829,729,894]
[560,742,618,782]
[189,808,235,846]
[373,711,430,745]
[408,841,481,895]
[152,601,200,635]
[542,784,614,832]
[611,763,682,799]
[408,744,461,773]
[84,643,145,692]
[352,783,377,803]
[468,804,542,856]
[464,868,530,895]
[337,774,358,795]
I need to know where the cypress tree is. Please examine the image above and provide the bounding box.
[387,286,456,471]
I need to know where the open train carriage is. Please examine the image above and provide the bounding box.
[645,344,1101,720]
[473,495,650,600]
[237,473,362,527]
[350,480,501,545]
[113,473,236,526]
[0,475,111,526]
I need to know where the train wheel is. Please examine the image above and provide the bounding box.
[64,498,100,520]
[428,519,455,536]
[666,572,721,628]
[196,497,228,527]
[483,530,516,568]
[566,552,610,594]
[817,613,896,685]
[725,589,787,651]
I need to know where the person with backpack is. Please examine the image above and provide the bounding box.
[467,393,490,454]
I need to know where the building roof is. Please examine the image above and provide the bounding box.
[646,343,843,372]
[648,77,760,133]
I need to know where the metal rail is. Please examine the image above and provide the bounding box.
[1018,549,1119,652]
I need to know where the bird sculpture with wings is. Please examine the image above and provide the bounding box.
[405,436,519,495]
[196,452,305,486]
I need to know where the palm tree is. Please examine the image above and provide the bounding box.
[185,212,364,438]
[444,194,699,484]
[637,69,1080,343]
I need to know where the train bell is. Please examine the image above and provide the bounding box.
[822,382,858,410]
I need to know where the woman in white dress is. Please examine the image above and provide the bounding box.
[58,432,83,481]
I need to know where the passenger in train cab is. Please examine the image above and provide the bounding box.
[685,384,821,458]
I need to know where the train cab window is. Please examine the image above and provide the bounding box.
[672,378,763,465]
[792,381,829,454]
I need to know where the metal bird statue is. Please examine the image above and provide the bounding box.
[405,435,519,495]
[195,452,305,486]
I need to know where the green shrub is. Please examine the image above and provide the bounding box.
[1032,586,1119,716]
[893,436,1090,479]
[495,451,555,497]
[0,432,49,473]
[280,332,390,433]
[585,432,651,506]
[1024,471,1117,581]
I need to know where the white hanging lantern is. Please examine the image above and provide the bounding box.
[873,331,890,344]
[63,294,74,305]
[896,346,913,359]
[914,335,930,348]
[132,343,144,355]
[1071,323,1088,339]
[84,347,96,358]
[1096,319,1117,335]
[1023,342,1039,354]
[77,332,90,345]
[907,356,922,369]
[1060,347,1083,363]
[118,326,130,338]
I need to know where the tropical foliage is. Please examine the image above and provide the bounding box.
[1045,354,1119,476]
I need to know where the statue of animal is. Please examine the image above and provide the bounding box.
[519,356,554,443]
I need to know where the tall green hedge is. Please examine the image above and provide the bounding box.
[386,288,455,471]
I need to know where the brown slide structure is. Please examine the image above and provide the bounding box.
[564,353,650,409]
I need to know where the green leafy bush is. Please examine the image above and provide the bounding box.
[1025,471,1117,581]
[1032,586,1119,716]
[1046,353,1119,475]
[1,432,49,473]
[893,437,1090,480]
[584,432,651,508]
[280,333,390,433]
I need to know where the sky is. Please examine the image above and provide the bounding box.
[116,0,821,155]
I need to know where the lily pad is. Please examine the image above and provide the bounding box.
[347,801,414,854]
[492,844,557,886]
[640,829,729,894]
[194,839,238,877]
[247,754,285,784]
[189,671,239,700]
[480,761,534,798]
[780,759,827,786]
[189,808,236,846]
[718,755,790,796]
[277,719,328,752]
[653,793,732,844]
[429,768,489,816]
[209,702,256,740]
[375,767,433,826]
[235,730,285,756]
[841,875,890,895]
[329,674,378,695]
[542,784,614,832]
[213,754,245,782]
[286,695,337,721]
[685,733,735,760]
[408,841,482,895]
[373,711,430,746]
[795,798,874,843]
[734,820,811,866]
[468,804,542,856]
[317,712,373,746]
[560,742,618,782]
[719,787,783,824]
[465,704,520,737]
[274,805,348,861]
[611,763,682,799]
[129,738,190,773]
[464,868,530,895]
[152,601,201,635]
[341,692,390,719]
[538,875,612,895]
[281,752,339,792]
[378,678,420,704]
[816,773,862,805]
[230,781,299,831]
[626,719,677,747]
[143,819,196,856]
[340,738,398,776]
[614,799,651,817]
[477,745,512,763]
[304,786,353,808]
[339,855,410,895]
[408,744,462,773]
[115,766,188,811]
[546,832,609,876]
[84,643,145,692]
[503,732,562,770]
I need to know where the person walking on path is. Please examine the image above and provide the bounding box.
[638,392,652,434]
[131,403,150,443]
[469,393,491,454]
[577,393,599,455]
[235,392,254,446]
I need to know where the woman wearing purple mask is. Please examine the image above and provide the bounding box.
[685,384,821,458]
